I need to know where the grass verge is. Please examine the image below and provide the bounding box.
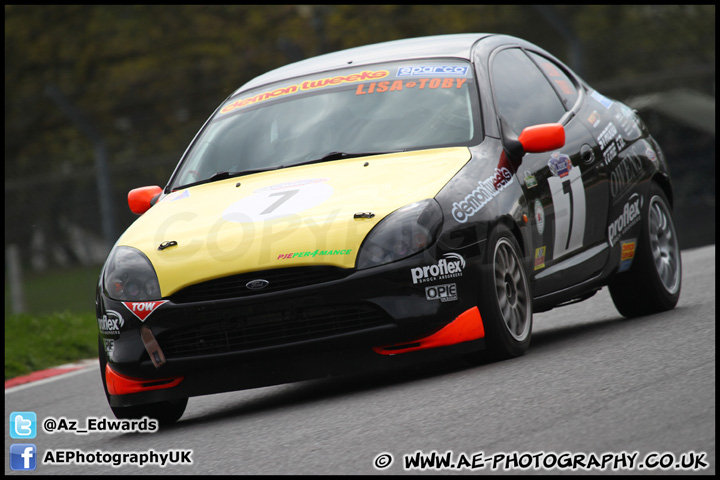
[5,265,99,317]
[5,312,97,380]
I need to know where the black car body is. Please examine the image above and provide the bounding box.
[97,34,681,424]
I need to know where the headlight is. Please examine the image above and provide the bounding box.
[103,246,162,301]
[357,199,443,269]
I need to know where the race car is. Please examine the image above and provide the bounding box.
[96,33,681,424]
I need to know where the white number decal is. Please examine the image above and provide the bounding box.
[222,179,334,223]
[260,189,300,215]
[547,166,586,259]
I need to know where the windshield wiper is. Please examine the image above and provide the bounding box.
[174,151,403,190]
[174,166,283,190]
[289,150,404,168]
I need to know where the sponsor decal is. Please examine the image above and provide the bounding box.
[223,178,333,224]
[587,110,601,128]
[355,77,467,95]
[122,300,169,322]
[162,190,190,203]
[547,152,572,178]
[534,246,546,271]
[608,193,643,247]
[523,171,537,189]
[646,147,657,163]
[425,283,458,302]
[615,108,641,138]
[397,65,469,76]
[536,58,574,93]
[591,90,613,109]
[538,60,562,77]
[451,167,514,223]
[597,122,618,151]
[610,151,643,200]
[220,70,390,114]
[602,141,617,165]
[277,249,352,260]
[554,79,574,95]
[626,139,657,166]
[615,104,642,137]
[534,200,545,235]
[97,310,124,335]
[411,253,465,285]
[618,240,636,272]
[103,338,115,362]
[597,122,626,165]
[537,59,574,94]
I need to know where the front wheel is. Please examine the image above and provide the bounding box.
[98,337,187,425]
[110,398,188,426]
[609,183,681,317]
[473,225,533,362]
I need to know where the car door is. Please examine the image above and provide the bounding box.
[489,47,609,296]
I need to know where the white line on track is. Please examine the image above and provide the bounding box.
[5,360,97,395]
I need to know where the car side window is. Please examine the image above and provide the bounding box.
[527,51,579,109]
[491,48,566,134]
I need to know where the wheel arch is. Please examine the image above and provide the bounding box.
[472,213,533,360]
[494,214,527,258]
[652,172,674,210]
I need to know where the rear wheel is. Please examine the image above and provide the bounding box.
[609,184,681,317]
[472,225,532,362]
[98,337,187,425]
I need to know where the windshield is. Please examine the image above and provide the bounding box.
[169,59,481,190]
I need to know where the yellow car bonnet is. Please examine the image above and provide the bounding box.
[118,147,471,296]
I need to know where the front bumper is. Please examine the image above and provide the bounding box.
[98,250,486,407]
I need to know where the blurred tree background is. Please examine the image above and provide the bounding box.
[4,5,715,313]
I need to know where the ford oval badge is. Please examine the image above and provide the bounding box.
[246,279,269,290]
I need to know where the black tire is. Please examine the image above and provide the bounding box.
[473,225,533,361]
[98,336,187,425]
[608,183,681,317]
[110,398,188,426]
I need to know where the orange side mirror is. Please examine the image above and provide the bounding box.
[128,186,163,215]
[518,123,565,153]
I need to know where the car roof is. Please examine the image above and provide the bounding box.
[234,33,494,95]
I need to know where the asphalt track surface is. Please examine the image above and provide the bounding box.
[5,245,715,475]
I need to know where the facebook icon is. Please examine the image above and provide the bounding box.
[10,444,37,471]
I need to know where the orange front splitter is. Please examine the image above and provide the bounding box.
[105,364,183,396]
[373,306,484,355]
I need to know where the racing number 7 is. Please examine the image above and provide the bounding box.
[548,167,586,259]
[260,189,299,215]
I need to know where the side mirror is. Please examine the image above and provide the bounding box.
[500,116,566,159]
[518,123,565,153]
[128,186,163,215]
